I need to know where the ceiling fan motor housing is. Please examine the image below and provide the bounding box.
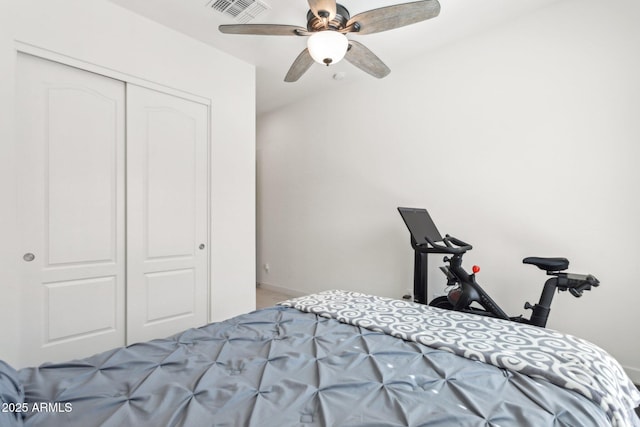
[306,4,350,32]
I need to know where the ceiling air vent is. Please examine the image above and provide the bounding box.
[207,0,270,24]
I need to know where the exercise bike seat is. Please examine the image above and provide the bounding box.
[523,257,569,272]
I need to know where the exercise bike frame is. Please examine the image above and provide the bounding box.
[427,234,599,328]
[397,207,599,328]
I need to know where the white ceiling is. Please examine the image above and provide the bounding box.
[109,0,562,115]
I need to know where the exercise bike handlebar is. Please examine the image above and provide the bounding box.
[556,273,600,297]
[423,234,473,255]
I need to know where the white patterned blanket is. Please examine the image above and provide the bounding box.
[280,290,640,427]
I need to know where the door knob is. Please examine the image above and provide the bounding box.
[199,244,205,250]
[23,253,35,262]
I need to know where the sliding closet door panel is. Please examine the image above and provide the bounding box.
[126,84,209,344]
[16,53,126,366]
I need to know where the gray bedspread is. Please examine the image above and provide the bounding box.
[1,295,637,426]
[281,290,640,427]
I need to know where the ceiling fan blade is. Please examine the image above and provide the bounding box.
[308,0,337,21]
[219,24,309,36]
[344,40,390,79]
[284,49,315,82]
[346,0,440,35]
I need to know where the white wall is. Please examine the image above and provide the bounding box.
[257,0,640,382]
[0,0,256,366]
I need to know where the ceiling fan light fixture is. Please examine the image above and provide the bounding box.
[307,31,348,66]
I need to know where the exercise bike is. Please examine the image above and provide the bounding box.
[398,207,599,327]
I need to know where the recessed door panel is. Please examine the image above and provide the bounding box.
[145,109,197,259]
[47,87,118,266]
[145,269,196,323]
[46,276,118,342]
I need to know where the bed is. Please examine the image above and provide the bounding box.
[2,290,639,427]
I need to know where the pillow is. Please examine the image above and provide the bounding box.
[0,360,24,427]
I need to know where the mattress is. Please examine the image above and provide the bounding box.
[2,290,639,427]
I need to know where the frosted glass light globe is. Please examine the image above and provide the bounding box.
[307,31,349,66]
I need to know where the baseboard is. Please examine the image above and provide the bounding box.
[256,282,308,298]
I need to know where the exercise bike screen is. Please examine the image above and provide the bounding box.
[398,207,443,245]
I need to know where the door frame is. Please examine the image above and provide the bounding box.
[16,41,211,106]
[15,40,212,324]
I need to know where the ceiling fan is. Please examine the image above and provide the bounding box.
[219,0,441,82]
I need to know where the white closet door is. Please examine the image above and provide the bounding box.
[126,84,209,344]
[16,54,126,366]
